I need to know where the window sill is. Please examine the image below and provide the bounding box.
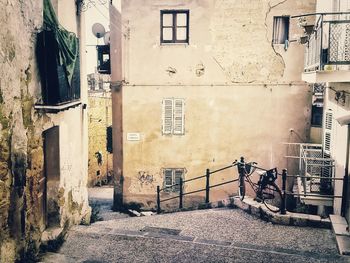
[160,43,189,47]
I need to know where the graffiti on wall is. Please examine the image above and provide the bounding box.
[137,171,154,186]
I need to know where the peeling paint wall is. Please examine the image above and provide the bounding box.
[0,0,89,262]
[119,0,316,209]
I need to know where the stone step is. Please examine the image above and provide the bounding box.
[329,214,350,255]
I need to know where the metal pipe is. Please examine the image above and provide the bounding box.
[291,12,350,19]
[341,124,350,216]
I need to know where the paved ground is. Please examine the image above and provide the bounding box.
[40,188,349,263]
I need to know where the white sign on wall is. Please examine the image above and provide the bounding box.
[127,133,141,141]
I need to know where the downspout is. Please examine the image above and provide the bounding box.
[341,124,350,217]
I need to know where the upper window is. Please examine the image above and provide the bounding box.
[272,16,289,44]
[161,10,189,44]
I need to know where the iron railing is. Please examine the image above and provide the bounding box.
[156,164,237,213]
[292,13,350,71]
[283,143,344,205]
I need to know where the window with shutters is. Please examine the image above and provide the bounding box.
[163,168,184,192]
[162,98,185,135]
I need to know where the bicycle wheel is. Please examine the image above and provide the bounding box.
[261,182,282,213]
[238,175,245,201]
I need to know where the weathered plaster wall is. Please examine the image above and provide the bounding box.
[119,0,316,209]
[0,1,89,262]
[324,83,350,216]
[88,92,113,186]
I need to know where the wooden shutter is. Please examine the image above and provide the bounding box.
[164,169,173,190]
[173,99,185,135]
[174,169,183,192]
[162,99,173,135]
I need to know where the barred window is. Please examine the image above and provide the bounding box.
[164,168,184,192]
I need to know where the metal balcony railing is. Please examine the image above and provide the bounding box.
[285,143,337,197]
[293,13,350,72]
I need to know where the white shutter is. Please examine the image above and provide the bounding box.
[162,99,173,135]
[173,99,185,135]
[323,111,333,155]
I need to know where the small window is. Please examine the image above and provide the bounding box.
[161,10,189,44]
[311,106,323,127]
[164,168,184,192]
[162,98,185,135]
[106,126,113,153]
[272,16,289,44]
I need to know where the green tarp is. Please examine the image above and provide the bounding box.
[43,0,78,86]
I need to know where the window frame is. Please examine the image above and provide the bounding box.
[162,98,185,136]
[272,16,290,44]
[163,168,185,192]
[160,10,190,44]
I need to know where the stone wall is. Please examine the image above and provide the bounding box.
[0,1,89,262]
[119,0,317,210]
[88,92,113,186]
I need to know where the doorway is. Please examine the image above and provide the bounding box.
[42,126,60,229]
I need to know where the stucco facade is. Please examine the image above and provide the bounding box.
[0,1,90,262]
[113,0,316,210]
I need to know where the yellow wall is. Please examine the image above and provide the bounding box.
[88,92,113,186]
[117,0,316,209]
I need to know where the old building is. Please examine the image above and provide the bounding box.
[87,72,113,186]
[291,0,350,240]
[110,0,317,210]
[0,0,90,261]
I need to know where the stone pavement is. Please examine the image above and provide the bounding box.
[40,205,349,263]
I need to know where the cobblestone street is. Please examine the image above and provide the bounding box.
[40,188,349,263]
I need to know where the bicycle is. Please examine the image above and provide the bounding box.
[232,157,282,213]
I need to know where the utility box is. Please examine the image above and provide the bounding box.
[97,45,110,74]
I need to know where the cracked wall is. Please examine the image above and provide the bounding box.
[120,0,316,209]
[0,0,90,262]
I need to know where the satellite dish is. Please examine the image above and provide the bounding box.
[104,31,110,45]
[92,23,106,38]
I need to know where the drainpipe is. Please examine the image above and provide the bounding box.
[341,124,350,217]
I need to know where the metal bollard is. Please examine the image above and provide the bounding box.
[280,169,287,215]
[179,178,183,209]
[205,169,210,204]
[157,185,161,214]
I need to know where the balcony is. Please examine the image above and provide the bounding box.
[285,143,337,208]
[35,30,81,113]
[297,13,350,83]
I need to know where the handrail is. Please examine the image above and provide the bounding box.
[156,162,236,213]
